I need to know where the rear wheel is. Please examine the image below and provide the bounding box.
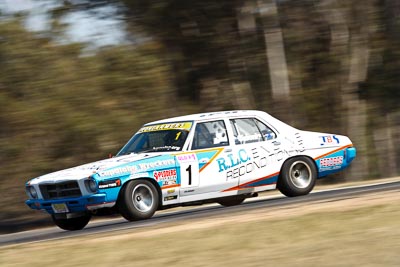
[278,157,317,197]
[217,196,246,207]
[118,180,159,221]
[52,214,91,231]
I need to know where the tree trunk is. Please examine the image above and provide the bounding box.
[257,0,290,101]
[256,0,293,123]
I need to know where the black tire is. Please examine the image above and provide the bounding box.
[217,196,246,207]
[277,157,317,197]
[118,179,159,221]
[51,214,91,231]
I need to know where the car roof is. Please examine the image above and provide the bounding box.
[145,110,272,125]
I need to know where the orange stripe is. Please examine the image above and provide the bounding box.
[161,184,181,190]
[199,147,225,172]
[314,144,353,160]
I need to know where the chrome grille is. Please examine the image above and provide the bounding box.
[40,181,82,200]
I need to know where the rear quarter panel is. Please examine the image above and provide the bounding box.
[300,131,355,177]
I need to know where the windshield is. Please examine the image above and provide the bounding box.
[117,122,192,155]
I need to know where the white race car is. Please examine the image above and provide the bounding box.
[25,110,356,230]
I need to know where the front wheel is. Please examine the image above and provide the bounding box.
[52,214,91,231]
[118,180,159,221]
[277,157,317,197]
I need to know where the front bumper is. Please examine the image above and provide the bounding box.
[26,193,115,214]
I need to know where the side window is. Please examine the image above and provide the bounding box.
[230,118,276,144]
[231,119,262,144]
[191,120,229,150]
[255,119,277,140]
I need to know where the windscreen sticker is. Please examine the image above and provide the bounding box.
[139,122,193,133]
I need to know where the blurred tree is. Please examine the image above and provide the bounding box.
[0,17,175,220]
[257,0,290,101]
[317,0,372,180]
[122,0,255,110]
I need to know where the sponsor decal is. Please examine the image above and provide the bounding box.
[164,195,178,201]
[129,172,149,179]
[177,153,197,163]
[320,156,343,171]
[184,189,195,193]
[294,132,306,151]
[223,149,268,180]
[99,159,175,177]
[154,169,177,180]
[139,122,192,133]
[100,166,137,177]
[154,169,177,186]
[319,156,343,171]
[320,156,343,167]
[217,149,250,172]
[320,135,340,146]
[98,179,121,189]
[137,159,175,170]
[151,145,180,151]
[216,146,304,181]
[236,134,263,144]
[167,189,176,194]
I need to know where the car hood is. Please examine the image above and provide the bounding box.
[27,153,164,185]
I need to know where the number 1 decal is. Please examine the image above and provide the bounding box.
[175,131,182,140]
[186,165,192,185]
[177,154,199,188]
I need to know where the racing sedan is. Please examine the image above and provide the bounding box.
[25,110,356,230]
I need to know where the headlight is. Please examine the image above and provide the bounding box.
[26,186,38,199]
[85,179,98,193]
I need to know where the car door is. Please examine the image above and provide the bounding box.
[223,118,281,192]
[179,119,237,199]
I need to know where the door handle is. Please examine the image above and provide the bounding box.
[224,148,232,153]
[272,141,281,146]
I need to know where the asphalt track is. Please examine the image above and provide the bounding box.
[1,180,399,247]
